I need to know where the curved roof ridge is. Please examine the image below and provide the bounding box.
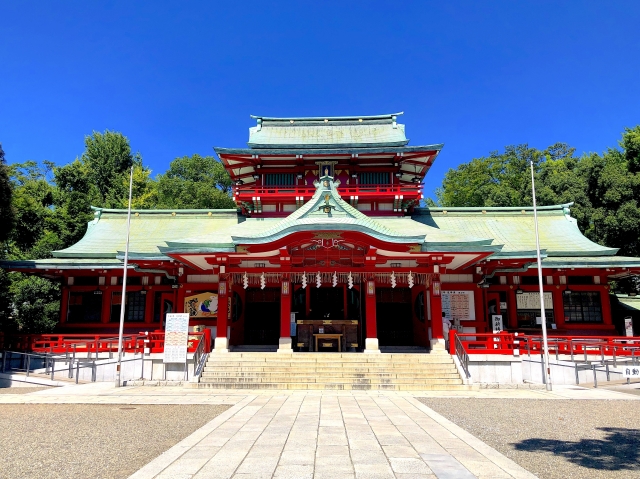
[90,206,238,215]
[250,112,403,121]
[416,203,574,213]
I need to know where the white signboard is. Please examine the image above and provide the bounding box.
[623,366,640,379]
[516,292,553,310]
[163,313,190,363]
[442,290,475,322]
[492,315,504,333]
[625,316,634,337]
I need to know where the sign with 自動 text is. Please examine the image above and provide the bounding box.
[623,366,640,379]
[163,313,190,363]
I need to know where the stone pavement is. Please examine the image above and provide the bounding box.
[2,384,638,479]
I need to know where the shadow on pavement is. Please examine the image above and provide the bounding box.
[513,427,640,470]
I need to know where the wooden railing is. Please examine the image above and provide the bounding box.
[235,184,422,197]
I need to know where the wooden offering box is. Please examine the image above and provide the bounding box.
[296,320,359,352]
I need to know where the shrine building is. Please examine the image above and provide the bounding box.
[4,113,640,353]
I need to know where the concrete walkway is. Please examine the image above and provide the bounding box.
[2,384,638,479]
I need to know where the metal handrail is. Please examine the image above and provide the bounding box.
[192,335,208,378]
[1,350,97,383]
[454,333,470,379]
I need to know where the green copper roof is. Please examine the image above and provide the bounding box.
[0,258,126,270]
[246,112,409,149]
[52,207,239,259]
[411,204,618,258]
[541,256,640,268]
[5,198,622,268]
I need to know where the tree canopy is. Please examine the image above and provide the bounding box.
[0,131,233,334]
[0,143,15,243]
[435,126,640,259]
[155,154,235,209]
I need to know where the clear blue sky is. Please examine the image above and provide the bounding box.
[1,1,639,201]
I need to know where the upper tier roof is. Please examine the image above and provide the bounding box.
[247,112,409,149]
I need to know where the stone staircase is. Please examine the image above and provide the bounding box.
[197,350,473,391]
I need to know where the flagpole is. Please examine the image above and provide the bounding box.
[115,166,134,387]
[531,160,552,391]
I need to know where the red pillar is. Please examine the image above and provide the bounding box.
[176,286,186,313]
[215,279,229,351]
[101,287,112,324]
[278,279,292,352]
[59,286,69,325]
[144,289,153,324]
[600,287,613,327]
[365,279,379,353]
[553,288,566,330]
[430,274,444,350]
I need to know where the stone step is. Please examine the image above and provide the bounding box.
[205,358,455,366]
[201,366,458,374]
[207,352,449,360]
[196,382,473,391]
[197,350,463,391]
[199,375,463,384]
[200,369,460,382]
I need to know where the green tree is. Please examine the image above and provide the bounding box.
[155,154,234,209]
[576,127,640,257]
[52,159,99,247]
[435,143,575,208]
[9,274,60,333]
[7,161,63,258]
[81,130,137,207]
[434,126,640,260]
[0,143,15,243]
[120,161,158,209]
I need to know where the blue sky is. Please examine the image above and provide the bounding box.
[1,1,639,201]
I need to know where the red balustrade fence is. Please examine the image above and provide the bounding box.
[2,330,211,356]
[450,330,640,360]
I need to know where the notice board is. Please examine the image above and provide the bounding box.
[163,313,190,363]
[442,290,475,321]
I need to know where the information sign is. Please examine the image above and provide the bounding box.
[492,315,504,333]
[442,291,475,321]
[290,312,297,336]
[623,366,640,379]
[163,313,190,363]
[625,316,634,337]
[516,292,553,310]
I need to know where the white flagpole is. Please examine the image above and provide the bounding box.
[115,166,134,387]
[531,160,552,391]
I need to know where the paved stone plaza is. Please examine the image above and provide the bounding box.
[2,384,638,479]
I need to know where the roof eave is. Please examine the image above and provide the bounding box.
[214,144,444,156]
